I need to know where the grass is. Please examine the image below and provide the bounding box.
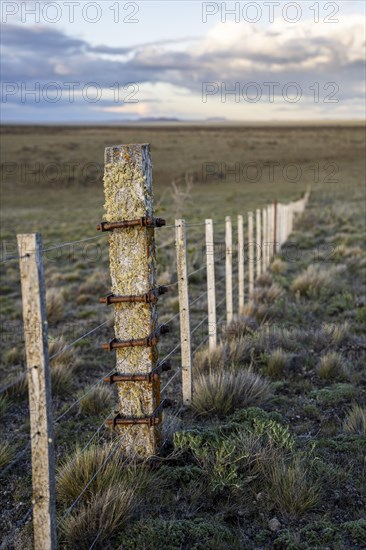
[292,265,333,297]
[260,452,321,518]
[265,348,287,379]
[1,124,365,548]
[0,441,15,471]
[342,405,366,436]
[78,385,113,415]
[317,351,349,381]
[46,288,64,324]
[191,368,270,417]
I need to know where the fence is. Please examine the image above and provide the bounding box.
[0,143,309,549]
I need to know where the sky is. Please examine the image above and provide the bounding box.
[1,0,365,122]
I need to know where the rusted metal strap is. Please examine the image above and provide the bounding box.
[102,324,170,351]
[106,399,172,428]
[100,286,168,305]
[104,360,172,384]
[97,216,166,232]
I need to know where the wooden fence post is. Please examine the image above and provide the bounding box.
[266,205,271,266]
[262,208,267,273]
[225,216,233,324]
[248,211,254,298]
[273,200,278,255]
[205,219,217,352]
[256,208,262,279]
[17,233,56,550]
[237,215,244,314]
[175,219,192,406]
[102,144,161,457]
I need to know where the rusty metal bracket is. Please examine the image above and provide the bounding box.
[97,216,166,232]
[105,399,172,428]
[100,286,168,305]
[102,324,170,351]
[104,360,172,384]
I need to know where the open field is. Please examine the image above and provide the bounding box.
[1,124,365,548]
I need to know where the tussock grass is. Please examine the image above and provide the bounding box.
[271,259,287,274]
[343,405,366,436]
[317,352,349,381]
[0,395,10,417]
[79,269,109,294]
[57,443,157,507]
[256,272,273,287]
[61,485,138,549]
[46,288,64,324]
[0,441,15,471]
[252,283,284,304]
[292,265,333,297]
[321,322,350,346]
[52,363,73,395]
[194,338,252,373]
[78,385,113,415]
[49,337,77,367]
[3,346,22,366]
[266,349,287,379]
[261,452,321,518]
[223,316,258,340]
[192,368,270,417]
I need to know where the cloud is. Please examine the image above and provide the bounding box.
[1,17,365,120]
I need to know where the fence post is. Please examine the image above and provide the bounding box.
[248,211,254,298]
[256,208,262,279]
[17,233,57,550]
[273,199,278,255]
[237,215,244,314]
[262,208,267,273]
[225,216,233,324]
[175,219,192,406]
[101,144,162,457]
[205,219,217,352]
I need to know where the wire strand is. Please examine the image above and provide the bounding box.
[50,319,111,360]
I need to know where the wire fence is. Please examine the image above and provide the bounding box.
[0,188,309,548]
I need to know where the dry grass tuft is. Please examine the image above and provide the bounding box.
[317,352,349,381]
[321,322,350,346]
[51,363,73,395]
[253,283,284,304]
[223,316,258,340]
[342,404,366,436]
[266,349,287,379]
[78,385,114,415]
[49,337,77,367]
[61,484,137,549]
[256,272,273,287]
[261,452,321,518]
[194,338,252,373]
[292,265,332,297]
[3,347,22,366]
[271,259,287,274]
[80,269,110,294]
[46,288,64,324]
[0,395,11,417]
[0,441,15,471]
[192,368,270,417]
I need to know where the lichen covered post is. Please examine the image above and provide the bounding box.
[103,144,161,457]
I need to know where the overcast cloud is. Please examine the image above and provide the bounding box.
[1,7,365,122]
